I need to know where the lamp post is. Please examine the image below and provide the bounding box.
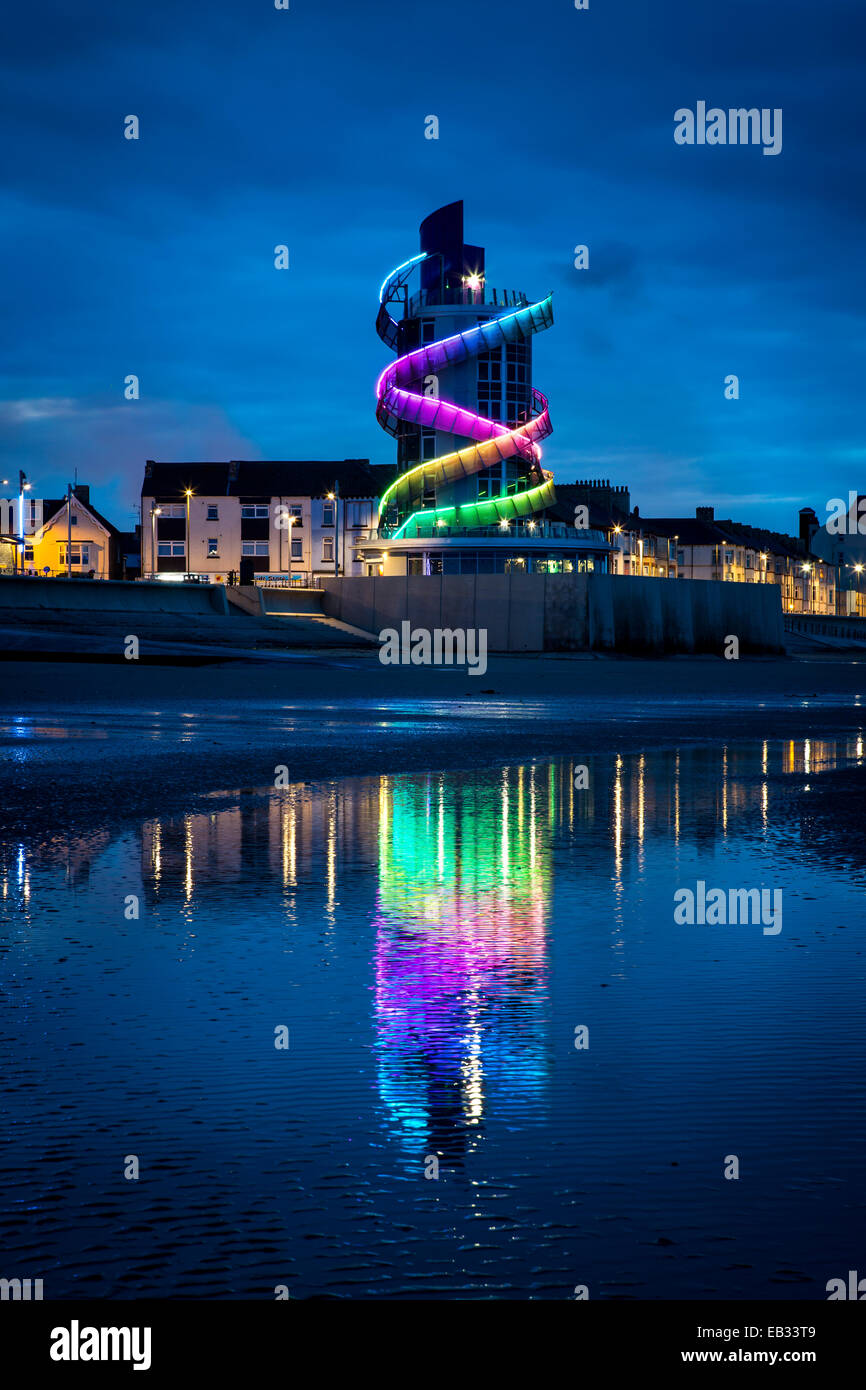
[151,502,162,578]
[335,482,341,577]
[327,487,340,577]
[801,562,811,615]
[18,470,32,574]
[184,489,193,578]
[287,512,295,580]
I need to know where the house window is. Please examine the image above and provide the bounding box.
[241,541,269,556]
[420,319,435,345]
[24,545,34,561]
[158,542,185,557]
[322,503,334,527]
[291,539,303,560]
[322,537,334,562]
[289,505,302,526]
[241,505,269,519]
[159,503,186,518]
[207,505,219,520]
[207,538,219,556]
[348,502,371,527]
[70,514,78,526]
[60,545,91,566]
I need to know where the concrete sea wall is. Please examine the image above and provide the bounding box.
[0,576,229,616]
[321,573,785,654]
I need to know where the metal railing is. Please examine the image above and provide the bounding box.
[140,572,218,584]
[407,287,529,314]
[253,571,323,589]
[354,521,606,544]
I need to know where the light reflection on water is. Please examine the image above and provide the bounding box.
[1,735,865,1299]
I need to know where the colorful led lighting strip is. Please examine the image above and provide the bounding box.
[376,256,555,534]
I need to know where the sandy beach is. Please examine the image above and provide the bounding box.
[2,651,863,834]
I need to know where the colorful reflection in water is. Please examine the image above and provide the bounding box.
[2,734,865,1298]
[374,770,550,1158]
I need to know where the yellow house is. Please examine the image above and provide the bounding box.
[22,486,120,579]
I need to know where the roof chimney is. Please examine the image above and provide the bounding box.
[696,505,714,522]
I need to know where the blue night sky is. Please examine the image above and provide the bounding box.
[1,0,863,533]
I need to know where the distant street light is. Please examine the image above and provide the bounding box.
[184,489,193,577]
[151,502,162,578]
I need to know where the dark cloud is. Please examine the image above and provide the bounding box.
[1,0,864,531]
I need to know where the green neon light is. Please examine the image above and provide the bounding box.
[384,478,556,540]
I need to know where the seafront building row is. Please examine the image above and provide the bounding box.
[1,200,862,616]
[1,467,861,618]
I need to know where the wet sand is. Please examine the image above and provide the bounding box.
[2,652,864,836]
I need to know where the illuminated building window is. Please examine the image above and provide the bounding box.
[60,544,91,565]
[207,538,219,556]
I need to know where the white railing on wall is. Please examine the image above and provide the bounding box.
[253,572,323,589]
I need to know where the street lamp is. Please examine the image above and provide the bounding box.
[286,511,296,578]
[327,486,341,576]
[18,469,31,542]
[150,503,162,578]
[17,470,33,575]
[184,489,193,577]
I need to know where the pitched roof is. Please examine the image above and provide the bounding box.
[141,459,379,500]
[40,494,121,538]
[712,518,805,559]
[637,516,726,545]
[141,462,231,498]
[548,483,630,530]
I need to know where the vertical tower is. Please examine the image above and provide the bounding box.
[375,201,555,536]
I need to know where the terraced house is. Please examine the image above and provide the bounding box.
[141,459,379,584]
